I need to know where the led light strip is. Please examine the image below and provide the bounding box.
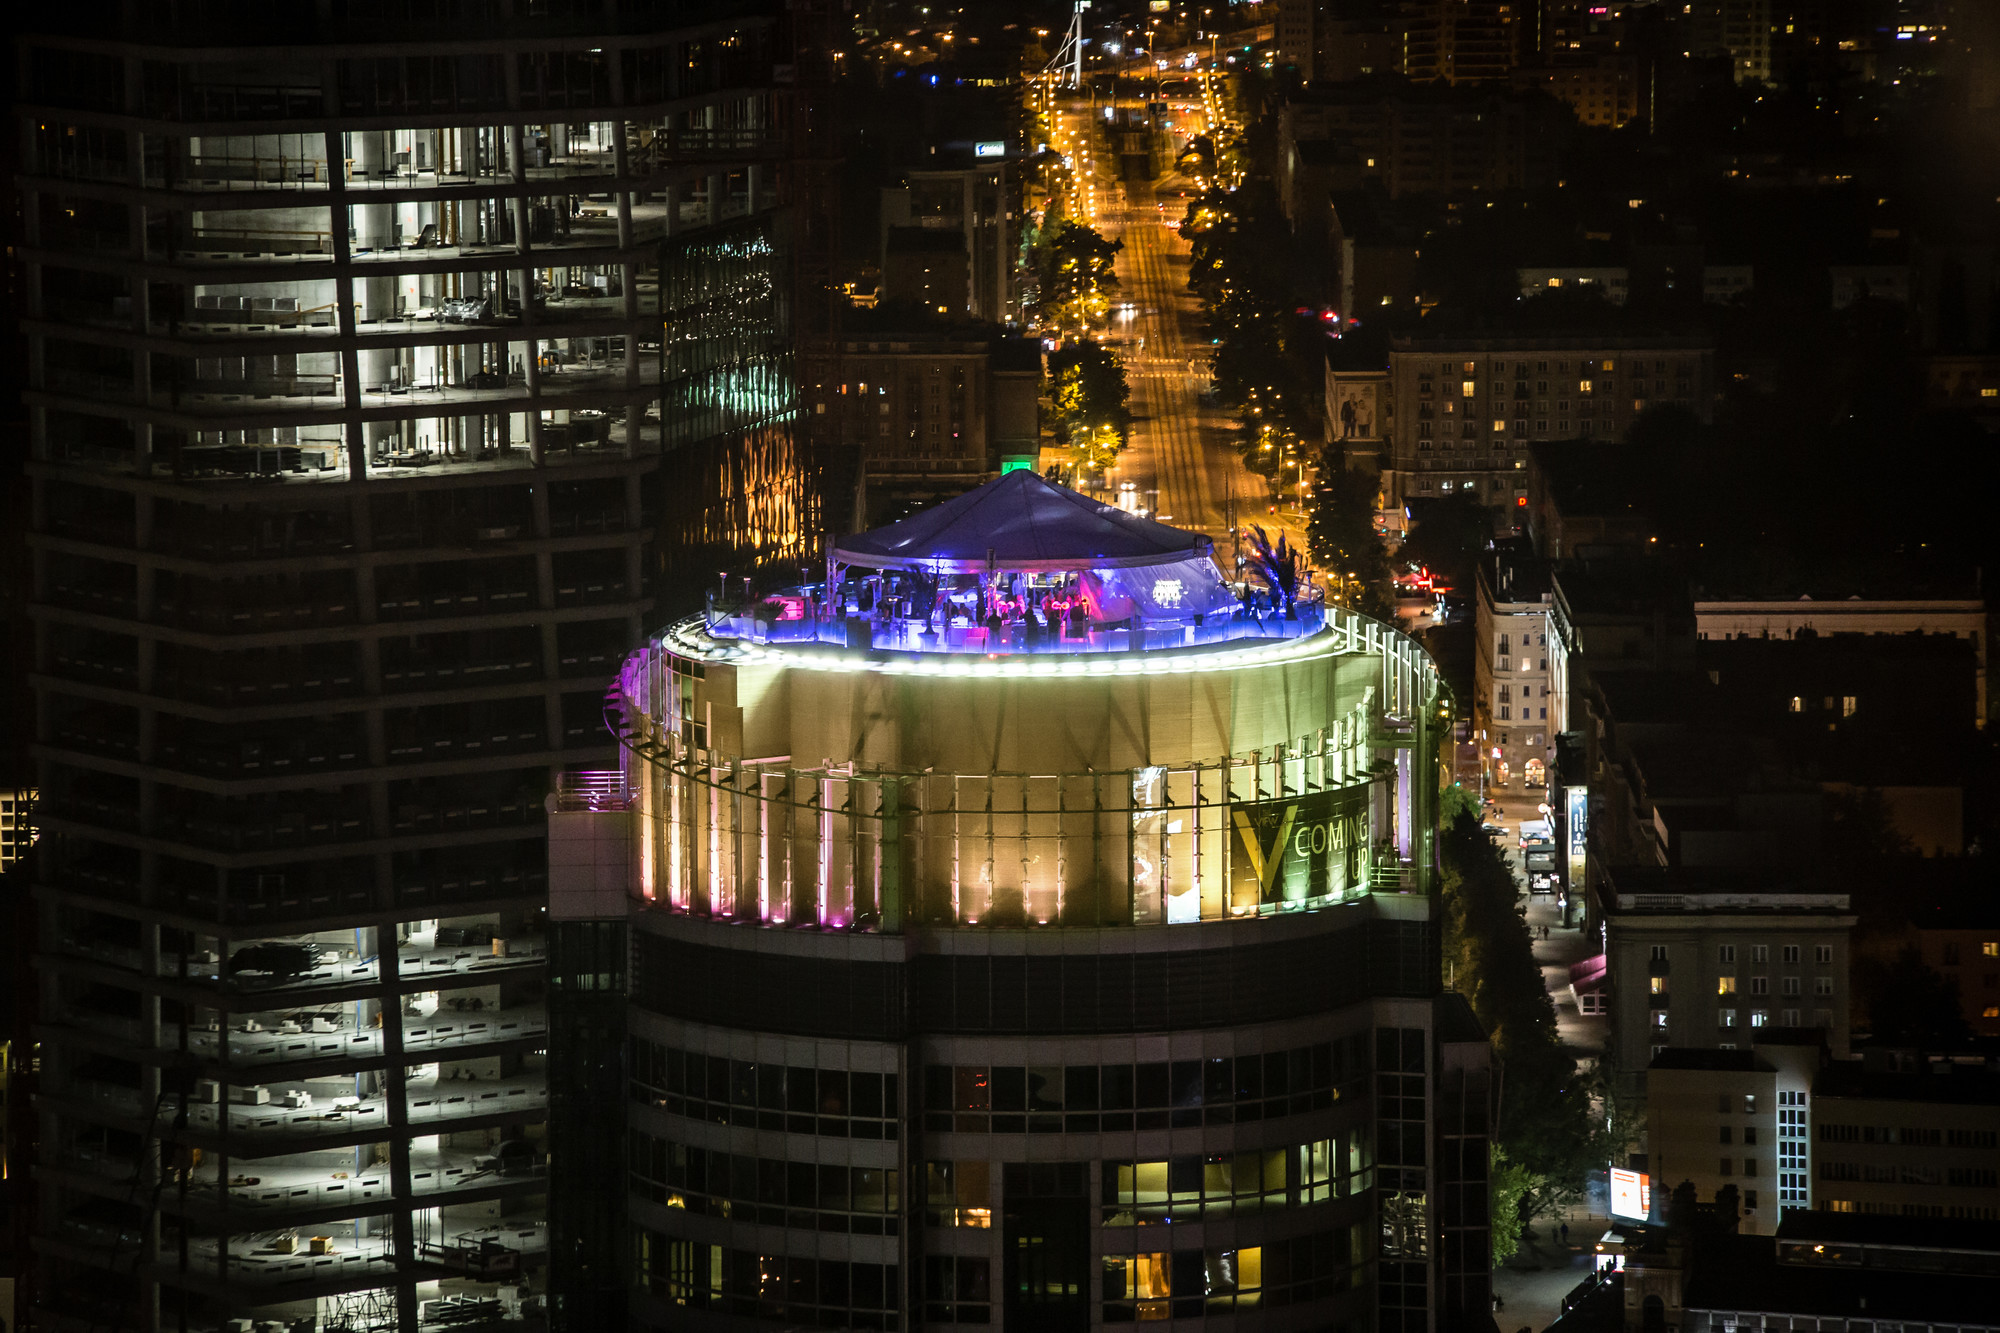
[658,615,1376,679]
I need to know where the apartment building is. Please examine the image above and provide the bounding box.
[1600,865,1854,1094]
[1693,590,1989,725]
[1382,335,1714,534]
[1647,1036,1822,1234]
[1689,0,1776,84]
[1473,552,1556,793]
[1813,1059,2000,1221]
[880,154,1016,325]
[1,788,35,873]
[1276,84,1559,214]
[16,3,803,1329]
[821,328,1042,524]
[1910,901,2000,1039]
[1399,0,1523,83]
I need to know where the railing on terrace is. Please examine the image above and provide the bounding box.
[555,771,630,812]
[703,589,1330,657]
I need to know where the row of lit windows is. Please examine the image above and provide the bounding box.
[1102,1228,1358,1322]
[1649,1008,1832,1031]
[1101,1142,1363,1225]
[1414,357,1696,377]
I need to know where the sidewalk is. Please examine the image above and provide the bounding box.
[1482,790,1612,1330]
[1484,790,1606,1060]
[1491,1204,1608,1331]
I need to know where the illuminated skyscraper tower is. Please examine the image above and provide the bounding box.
[593,474,1498,1331]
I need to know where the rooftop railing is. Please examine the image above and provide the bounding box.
[704,587,1329,658]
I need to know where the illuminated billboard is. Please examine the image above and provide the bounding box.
[975,141,1006,158]
[1609,1167,1650,1222]
[1229,784,1371,908]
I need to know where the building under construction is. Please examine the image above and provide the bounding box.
[15,0,838,1327]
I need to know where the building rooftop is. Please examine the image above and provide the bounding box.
[1553,559,1693,620]
[687,474,1344,663]
[1599,862,1850,912]
[1774,1209,2000,1258]
[1686,1233,2000,1322]
[831,470,1215,572]
[1816,1057,2000,1106]
[1648,1048,1774,1073]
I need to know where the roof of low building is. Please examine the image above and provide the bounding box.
[1648,1048,1773,1073]
[1686,1234,2000,1323]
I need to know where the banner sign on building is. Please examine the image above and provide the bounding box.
[1229,784,1371,907]
[1609,1167,1650,1222]
[1565,785,1588,888]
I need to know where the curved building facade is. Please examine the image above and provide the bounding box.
[577,477,1494,1332]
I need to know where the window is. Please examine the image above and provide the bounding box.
[1719,946,1736,964]
[1652,1012,1669,1031]
[1783,946,1801,964]
[1788,696,1803,713]
[1718,977,1736,995]
[1815,977,1833,997]
[1651,977,1669,995]
[1721,1158,1734,1177]
[1751,1011,1769,1028]
[1717,1094,1732,1114]
[1719,1126,1733,1145]
[1841,696,1857,717]
[1719,1009,1737,1028]
[1782,1009,1800,1026]
[925,1161,993,1228]
[1982,942,1998,958]
[1753,946,1769,963]
[1783,977,1801,996]
[1745,1189,1759,1211]
[1815,945,1833,964]
[1751,977,1768,995]
[1744,1094,1757,1114]
[926,1255,992,1321]
[1651,945,1669,962]
[1743,1127,1758,1147]
[1743,1158,1758,1177]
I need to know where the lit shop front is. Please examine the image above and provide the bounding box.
[596,474,1490,1333]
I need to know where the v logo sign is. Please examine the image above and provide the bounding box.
[1232,804,1298,895]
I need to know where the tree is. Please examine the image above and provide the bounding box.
[1861,946,1971,1050]
[1399,493,1492,596]
[1491,1148,1536,1266]
[1439,811,1608,1228]
[1307,457,1395,618]
[1046,340,1132,470]
[1031,213,1121,331]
